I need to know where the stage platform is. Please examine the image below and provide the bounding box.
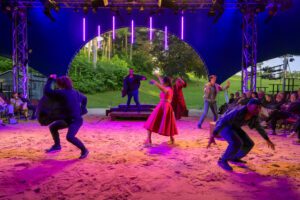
[106,104,156,120]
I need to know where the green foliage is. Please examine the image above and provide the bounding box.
[131,51,154,74]
[0,56,13,73]
[69,54,128,94]
[150,34,206,79]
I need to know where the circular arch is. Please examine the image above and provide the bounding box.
[67,26,209,78]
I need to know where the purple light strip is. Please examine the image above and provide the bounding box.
[181,15,184,40]
[149,16,153,41]
[98,25,101,48]
[164,26,168,50]
[112,16,115,40]
[131,20,134,44]
[83,18,86,42]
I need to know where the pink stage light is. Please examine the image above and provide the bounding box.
[98,25,101,48]
[83,18,86,42]
[112,16,115,40]
[164,26,168,50]
[149,16,153,41]
[131,20,134,44]
[181,15,184,40]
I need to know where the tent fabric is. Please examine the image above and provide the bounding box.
[0,2,300,83]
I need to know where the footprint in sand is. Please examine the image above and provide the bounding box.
[14,162,31,170]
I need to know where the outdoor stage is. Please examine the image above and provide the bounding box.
[0,116,299,200]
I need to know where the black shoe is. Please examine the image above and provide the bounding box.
[197,124,202,129]
[229,158,247,164]
[79,150,89,159]
[45,145,61,153]
[218,158,233,171]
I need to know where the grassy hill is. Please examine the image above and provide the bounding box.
[86,75,300,109]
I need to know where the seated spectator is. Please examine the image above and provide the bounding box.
[0,94,7,110]
[0,93,14,118]
[229,93,235,104]
[251,91,258,99]
[234,91,241,103]
[18,93,37,120]
[268,93,297,135]
[263,94,273,106]
[10,92,28,119]
[238,91,251,105]
[260,94,274,122]
[258,90,266,103]
[265,92,286,110]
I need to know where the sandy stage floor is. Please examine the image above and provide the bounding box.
[0,115,299,200]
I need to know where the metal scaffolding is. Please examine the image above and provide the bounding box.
[12,8,29,98]
[241,10,257,92]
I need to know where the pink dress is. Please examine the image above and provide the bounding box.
[144,87,178,136]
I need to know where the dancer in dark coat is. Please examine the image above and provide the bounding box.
[43,74,89,159]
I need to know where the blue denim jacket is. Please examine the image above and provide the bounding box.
[214,106,270,141]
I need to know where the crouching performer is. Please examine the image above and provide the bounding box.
[42,74,89,159]
[207,99,275,171]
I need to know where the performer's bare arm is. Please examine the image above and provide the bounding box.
[150,80,168,93]
[218,81,230,91]
[154,72,163,84]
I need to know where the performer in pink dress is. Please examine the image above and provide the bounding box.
[144,75,178,145]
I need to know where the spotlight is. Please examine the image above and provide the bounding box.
[208,0,224,23]
[83,4,89,15]
[208,7,216,16]
[91,0,108,8]
[43,5,55,21]
[40,0,58,21]
[126,6,132,15]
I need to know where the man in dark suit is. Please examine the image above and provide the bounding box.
[122,68,147,111]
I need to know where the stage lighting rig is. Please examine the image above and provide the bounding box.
[208,0,225,23]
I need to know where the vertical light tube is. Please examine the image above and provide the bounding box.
[149,16,153,41]
[112,16,115,40]
[131,20,134,44]
[98,25,101,48]
[83,18,86,41]
[181,15,184,40]
[164,26,168,50]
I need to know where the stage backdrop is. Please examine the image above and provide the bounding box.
[1,2,300,83]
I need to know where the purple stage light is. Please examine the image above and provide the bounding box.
[83,18,86,42]
[131,20,134,44]
[165,26,168,50]
[98,25,101,48]
[181,15,184,40]
[149,16,153,41]
[112,16,115,40]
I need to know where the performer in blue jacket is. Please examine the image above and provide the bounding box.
[207,98,275,171]
[44,74,89,159]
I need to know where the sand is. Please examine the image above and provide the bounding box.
[0,115,299,200]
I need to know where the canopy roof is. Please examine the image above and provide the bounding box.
[0,0,299,83]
